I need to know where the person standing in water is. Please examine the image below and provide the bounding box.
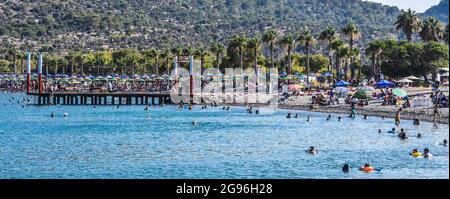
[342,164,350,173]
[433,104,441,123]
[395,108,402,125]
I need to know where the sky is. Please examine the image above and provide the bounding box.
[365,0,441,12]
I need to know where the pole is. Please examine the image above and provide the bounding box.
[38,52,43,95]
[189,55,194,102]
[26,52,31,94]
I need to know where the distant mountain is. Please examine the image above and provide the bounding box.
[0,0,402,51]
[424,0,449,24]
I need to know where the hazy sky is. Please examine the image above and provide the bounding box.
[366,0,441,12]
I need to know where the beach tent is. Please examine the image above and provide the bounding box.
[334,80,350,87]
[375,80,394,88]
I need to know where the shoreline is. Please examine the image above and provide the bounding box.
[1,91,449,125]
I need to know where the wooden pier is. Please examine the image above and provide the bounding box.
[28,92,172,106]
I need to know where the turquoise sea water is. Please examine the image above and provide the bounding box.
[0,92,448,179]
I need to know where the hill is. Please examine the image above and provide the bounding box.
[424,0,449,24]
[0,0,401,51]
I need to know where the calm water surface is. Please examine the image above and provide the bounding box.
[0,93,448,179]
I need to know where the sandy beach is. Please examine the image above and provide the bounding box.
[278,87,449,124]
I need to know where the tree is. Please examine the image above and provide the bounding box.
[444,24,449,45]
[318,26,336,73]
[194,48,209,74]
[342,21,361,69]
[160,49,172,75]
[246,37,262,74]
[95,50,112,75]
[297,30,317,83]
[330,39,345,79]
[395,9,422,41]
[262,29,278,69]
[230,34,247,69]
[422,41,449,81]
[210,43,225,69]
[336,46,350,80]
[365,40,383,80]
[280,34,295,74]
[149,48,160,75]
[5,48,17,75]
[420,17,444,42]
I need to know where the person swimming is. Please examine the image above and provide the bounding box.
[342,164,350,173]
[326,115,331,121]
[294,114,298,119]
[306,116,311,122]
[255,110,260,114]
[192,120,197,125]
[378,129,382,134]
[51,113,55,118]
[417,133,422,138]
[306,146,318,155]
[363,115,368,120]
[226,107,230,111]
[413,118,421,126]
[410,148,422,157]
[144,106,149,111]
[338,117,342,122]
[222,106,226,110]
[359,163,376,173]
[388,128,396,134]
[287,113,292,119]
[398,129,408,140]
[439,139,448,146]
[423,148,433,158]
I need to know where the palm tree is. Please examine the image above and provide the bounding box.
[420,17,444,42]
[342,21,361,68]
[336,46,350,81]
[297,30,317,83]
[246,37,262,74]
[230,34,247,69]
[318,26,336,73]
[149,48,160,75]
[395,9,422,41]
[330,39,345,79]
[160,49,172,75]
[171,46,183,69]
[365,40,383,81]
[349,48,360,81]
[194,48,209,74]
[6,48,17,75]
[262,29,278,69]
[444,24,449,45]
[210,43,226,69]
[280,34,295,74]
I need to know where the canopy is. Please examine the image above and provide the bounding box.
[375,80,394,88]
[396,78,414,83]
[392,88,408,97]
[405,75,420,80]
[441,72,449,77]
[334,80,350,87]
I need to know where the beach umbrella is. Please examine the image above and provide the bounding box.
[334,87,348,97]
[375,80,394,88]
[358,86,376,92]
[392,88,408,97]
[441,72,449,77]
[353,90,368,99]
[334,80,350,87]
[288,84,302,91]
